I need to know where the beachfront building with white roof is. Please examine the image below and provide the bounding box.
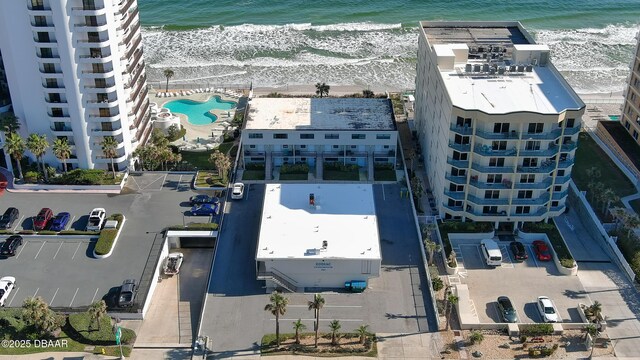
[0,0,151,172]
[415,21,585,230]
[241,98,398,181]
[256,183,381,291]
[621,32,640,145]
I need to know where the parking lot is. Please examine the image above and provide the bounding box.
[199,183,437,358]
[0,172,217,310]
[450,238,587,324]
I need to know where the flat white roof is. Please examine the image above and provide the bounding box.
[256,184,381,260]
[441,63,582,114]
[246,98,395,130]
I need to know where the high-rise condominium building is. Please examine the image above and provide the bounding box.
[415,21,585,230]
[0,0,151,172]
[621,32,640,144]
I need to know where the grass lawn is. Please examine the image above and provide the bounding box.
[279,173,308,180]
[218,141,234,155]
[324,170,360,181]
[194,171,225,187]
[180,149,214,169]
[66,313,135,346]
[374,168,397,181]
[242,169,265,180]
[573,132,636,198]
[261,332,377,357]
[523,221,575,268]
[630,199,640,216]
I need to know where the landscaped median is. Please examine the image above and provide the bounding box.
[93,214,125,259]
[261,332,377,357]
[436,221,495,273]
[521,221,577,272]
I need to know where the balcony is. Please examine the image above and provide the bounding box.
[121,10,140,39]
[560,142,577,152]
[91,126,123,136]
[517,164,555,174]
[244,150,266,157]
[518,145,559,157]
[471,163,515,173]
[91,140,125,150]
[555,175,571,184]
[474,145,517,157]
[88,113,121,122]
[511,193,550,205]
[449,124,473,136]
[466,194,510,206]
[85,98,119,108]
[448,142,471,152]
[125,34,143,59]
[78,54,113,64]
[77,38,110,48]
[446,157,469,169]
[469,178,510,190]
[513,178,553,190]
[74,22,110,32]
[94,152,128,163]
[27,5,53,16]
[81,69,115,79]
[523,129,563,140]
[128,90,149,119]
[83,84,117,93]
[45,98,68,105]
[30,22,54,31]
[119,0,136,15]
[445,174,467,185]
[475,129,520,140]
[563,126,581,136]
[47,113,71,122]
[50,126,73,135]
[552,190,569,200]
[443,191,465,201]
[71,6,107,16]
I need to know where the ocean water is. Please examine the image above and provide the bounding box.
[137,0,640,94]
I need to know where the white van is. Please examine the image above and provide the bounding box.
[480,239,502,266]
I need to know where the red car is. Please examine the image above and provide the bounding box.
[532,240,552,261]
[33,208,53,231]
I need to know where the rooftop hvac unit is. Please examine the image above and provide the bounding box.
[525,65,533,72]
[489,68,496,75]
[473,64,481,72]
[517,65,525,72]
[465,63,472,72]
[509,65,516,72]
[498,66,505,74]
[482,64,490,72]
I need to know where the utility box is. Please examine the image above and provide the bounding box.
[104,220,118,229]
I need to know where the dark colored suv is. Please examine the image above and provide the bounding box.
[0,207,19,229]
[509,241,528,261]
[1,235,23,256]
[117,279,137,307]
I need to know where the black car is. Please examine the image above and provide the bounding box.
[1,235,23,256]
[497,296,519,323]
[189,195,220,206]
[510,241,528,261]
[117,279,137,307]
[0,207,19,229]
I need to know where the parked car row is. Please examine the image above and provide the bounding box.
[0,276,16,307]
[0,236,23,257]
[0,207,107,232]
[495,295,560,323]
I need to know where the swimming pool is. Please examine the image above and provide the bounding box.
[163,96,237,125]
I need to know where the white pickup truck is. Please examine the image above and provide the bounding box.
[86,208,106,231]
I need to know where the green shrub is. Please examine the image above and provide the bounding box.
[59,230,100,235]
[166,124,186,142]
[324,162,359,172]
[469,331,484,345]
[431,277,444,292]
[94,229,117,256]
[245,163,265,170]
[24,171,40,183]
[107,214,124,229]
[18,230,35,235]
[167,223,219,231]
[67,313,136,345]
[520,324,553,336]
[37,230,57,235]
[374,163,393,170]
[48,169,108,185]
[280,163,309,174]
[522,221,575,267]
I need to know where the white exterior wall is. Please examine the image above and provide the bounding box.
[0,0,150,171]
[261,258,381,288]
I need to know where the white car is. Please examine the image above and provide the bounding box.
[86,208,106,231]
[537,296,559,323]
[231,182,245,200]
[0,276,16,307]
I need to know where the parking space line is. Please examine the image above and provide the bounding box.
[50,288,60,305]
[476,245,488,269]
[69,288,79,307]
[382,184,386,200]
[528,245,539,267]
[72,242,82,259]
[90,288,100,303]
[7,288,20,307]
[34,241,46,259]
[141,175,165,191]
[67,216,76,230]
[33,288,39,298]
[160,173,168,190]
[246,184,250,200]
[129,175,141,190]
[53,242,64,259]
[11,215,25,232]
[500,245,514,268]
[15,242,27,259]
[175,175,183,190]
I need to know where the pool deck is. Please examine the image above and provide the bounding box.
[151,89,243,151]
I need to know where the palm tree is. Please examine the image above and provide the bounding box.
[22,296,56,334]
[362,89,374,98]
[209,150,231,183]
[264,291,289,347]
[446,294,459,330]
[588,301,602,322]
[599,188,618,215]
[308,293,325,348]
[328,319,341,345]
[163,68,175,92]
[424,239,441,266]
[292,318,306,344]
[0,112,20,133]
[158,146,173,171]
[355,324,370,345]
[101,136,119,179]
[52,138,72,173]
[315,82,330,98]
[26,133,49,182]
[4,132,25,179]
[88,300,108,331]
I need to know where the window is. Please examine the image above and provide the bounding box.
[249,145,255,148]
[333,145,339,149]
[456,116,472,127]
[489,157,504,167]
[566,118,575,128]
[522,158,538,167]
[300,133,314,139]
[493,122,510,133]
[452,151,468,161]
[325,133,339,139]
[525,140,541,150]
[351,134,366,140]
[520,174,535,183]
[552,201,559,207]
[527,123,544,133]
[92,63,104,73]
[43,63,56,73]
[487,174,502,183]
[282,145,289,149]
[485,190,500,199]
[515,206,531,214]
[491,141,507,150]
[449,183,464,192]
[46,79,58,88]
[95,79,106,88]
[37,32,50,43]
[31,0,44,10]
[376,134,391,139]
[634,130,639,140]
[40,48,53,58]
[273,133,288,139]
[34,15,47,26]
[517,190,533,199]
[300,145,306,149]
[51,108,63,117]
[451,168,466,176]
[248,133,263,139]
[557,170,565,176]
[383,145,389,149]
[455,134,470,144]
[554,186,562,191]
[483,206,498,214]
[625,121,631,130]
[99,108,111,117]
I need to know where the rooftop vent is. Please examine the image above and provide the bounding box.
[465,63,472,72]
[525,65,533,72]
[473,64,481,72]
[322,240,328,249]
